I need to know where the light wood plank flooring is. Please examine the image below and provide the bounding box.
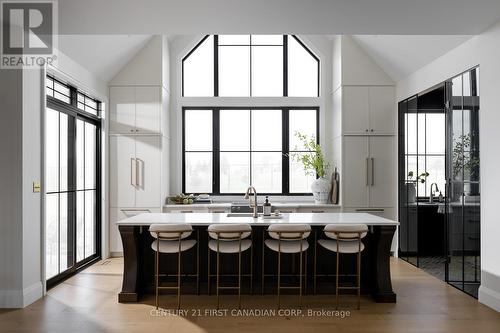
[1,258,499,333]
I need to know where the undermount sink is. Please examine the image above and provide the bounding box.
[226,213,260,218]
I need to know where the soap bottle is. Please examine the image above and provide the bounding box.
[438,191,444,203]
[263,196,272,216]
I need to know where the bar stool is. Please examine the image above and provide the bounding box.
[315,224,368,309]
[207,224,252,309]
[149,223,198,309]
[263,224,310,308]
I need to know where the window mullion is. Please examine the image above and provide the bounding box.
[283,35,288,97]
[282,108,290,194]
[213,109,220,194]
[214,35,219,97]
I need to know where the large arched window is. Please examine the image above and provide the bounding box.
[182,35,319,97]
[182,35,320,195]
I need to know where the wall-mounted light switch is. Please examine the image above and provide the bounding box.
[33,181,41,193]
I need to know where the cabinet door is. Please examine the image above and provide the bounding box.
[135,86,161,134]
[135,136,161,207]
[109,136,136,207]
[369,86,395,134]
[342,137,370,207]
[110,86,136,134]
[343,86,369,134]
[369,136,396,207]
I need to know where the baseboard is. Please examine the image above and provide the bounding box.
[479,270,500,312]
[0,281,43,308]
[110,251,123,258]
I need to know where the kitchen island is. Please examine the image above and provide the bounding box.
[117,212,399,303]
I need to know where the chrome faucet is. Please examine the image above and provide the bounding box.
[244,186,258,218]
[429,183,439,203]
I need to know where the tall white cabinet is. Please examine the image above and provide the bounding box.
[334,85,396,219]
[108,86,168,255]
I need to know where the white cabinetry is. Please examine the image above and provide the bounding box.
[109,136,161,208]
[110,86,161,135]
[342,86,395,135]
[342,136,395,208]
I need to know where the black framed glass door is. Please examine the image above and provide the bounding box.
[45,76,101,287]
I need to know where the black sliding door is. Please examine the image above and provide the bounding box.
[45,76,101,287]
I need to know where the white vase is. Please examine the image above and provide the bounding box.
[311,177,332,204]
[405,183,416,203]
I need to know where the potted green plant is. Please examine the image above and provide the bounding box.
[405,171,429,203]
[291,132,331,204]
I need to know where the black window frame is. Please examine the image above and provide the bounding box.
[182,106,320,196]
[182,35,320,97]
[45,74,102,289]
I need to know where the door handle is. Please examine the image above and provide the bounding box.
[135,158,141,187]
[130,158,136,186]
[371,158,374,186]
[365,158,369,186]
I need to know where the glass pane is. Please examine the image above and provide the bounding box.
[252,35,283,45]
[85,190,96,257]
[220,109,250,151]
[426,113,445,154]
[288,36,318,97]
[185,152,212,193]
[218,35,250,45]
[405,113,417,155]
[219,46,250,96]
[251,152,282,193]
[85,123,96,189]
[251,46,283,97]
[45,108,59,192]
[59,193,69,272]
[289,109,317,151]
[54,92,70,104]
[183,36,214,97]
[289,153,316,193]
[45,193,59,279]
[220,152,250,193]
[463,71,471,97]
[251,109,282,151]
[59,113,68,192]
[417,113,426,155]
[426,156,446,196]
[76,191,84,262]
[185,110,212,151]
[416,155,426,197]
[76,120,84,190]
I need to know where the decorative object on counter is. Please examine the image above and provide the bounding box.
[330,167,340,204]
[169,193,195,204]
[263,196,272,216]
[405,171,429,203]
[291,132,332,204]
[194,193,212,203]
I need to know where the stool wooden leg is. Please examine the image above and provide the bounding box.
[238,243,242,309]
[196,230,200,296]
[357,241,361,310]
[299,250,303,307]
[261,230,265,296]
[314,230,317,295]
[216,242,220,309]
[304,250,307,297]
[208,249,211,296]
[336,250,339,310]
[277,248,281,309]
[177,249,181,310]
[155,249,159,309]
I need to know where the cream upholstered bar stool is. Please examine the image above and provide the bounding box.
[207,223,252,309]
[262,224,311,308]
[149,223,198,309]
[315,224,368,309]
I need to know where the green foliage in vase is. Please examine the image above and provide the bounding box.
[452,133,480,178]
[407,171,429,183]
[289,132,330,178]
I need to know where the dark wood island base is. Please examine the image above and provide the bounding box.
[118,224,397,304]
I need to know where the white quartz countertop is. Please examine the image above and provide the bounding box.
[116,212,399,226]
[163,202,341,209]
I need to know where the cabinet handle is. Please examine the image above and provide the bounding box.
[135,158,141,187]
[370,129,374,132]
[312,210,325,213]
[130,158,135,186]
[371,157,374,186]
[355,208,384,212]
[365,158,369,186]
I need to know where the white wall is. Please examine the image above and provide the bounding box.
[168,34,332,197]
[396,20,500,312]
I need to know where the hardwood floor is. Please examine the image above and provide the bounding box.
[1,258,499,333]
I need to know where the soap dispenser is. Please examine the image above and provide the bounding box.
[263,196,272,216]
[438,191,444,203]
